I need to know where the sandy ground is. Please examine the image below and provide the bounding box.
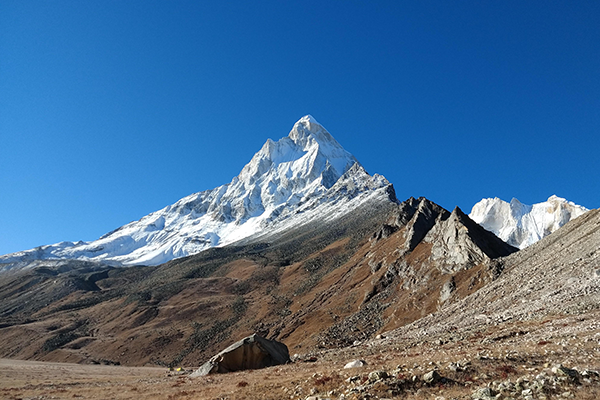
[0,359,178,399]
[0,357,321,400]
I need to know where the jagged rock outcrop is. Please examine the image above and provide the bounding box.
[374,198,517,273]
[373,197,447,251]
[424,207,518,273]
[390,207,600,341]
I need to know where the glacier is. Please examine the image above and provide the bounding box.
[0,115,395,270]
[469,195,589,249]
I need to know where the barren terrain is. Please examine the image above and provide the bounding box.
[1,206,598,399]
[2,309,600,400]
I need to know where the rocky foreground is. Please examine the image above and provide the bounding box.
[1,184,598,400]
[1,208,599,399]
[2,307,599,400]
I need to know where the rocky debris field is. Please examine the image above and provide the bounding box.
[2,307,600,400]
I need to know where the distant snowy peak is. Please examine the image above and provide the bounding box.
[469,195,589,249]
[0,116,393,270]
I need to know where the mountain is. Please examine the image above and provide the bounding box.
[392,207,600,345]
[0,115,394,271]
[4,203,598,400]
[2,114,598,400]
[469,195,589,249]
[0,194,518,366]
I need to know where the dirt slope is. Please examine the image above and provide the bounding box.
[0,196,517,369]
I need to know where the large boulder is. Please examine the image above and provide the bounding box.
[190,334,290,377]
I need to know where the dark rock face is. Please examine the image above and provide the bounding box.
[190,334,290,376]
[373,197,448,252]
[424,206,518,273]
[372,198,517,275]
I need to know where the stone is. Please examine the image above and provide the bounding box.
[439,278,456,303]
[368,370,389,382]
[344,360,367,369]
[582,369,599,378]
[190,334,290,377]
[471,387,498,400]
[423,370,442,384]
[552,365,580,380]
[448,362,464,372]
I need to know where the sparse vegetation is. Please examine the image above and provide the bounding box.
[231,295,247,316]
[42,331,79,352]
[41,319,90,352]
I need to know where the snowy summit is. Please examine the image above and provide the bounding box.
[469,195,589,249]
[0,116,394,270]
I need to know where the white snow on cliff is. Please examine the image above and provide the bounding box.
[0,116,394,270]
[469,195,589,249]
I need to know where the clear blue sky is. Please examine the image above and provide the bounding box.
[1,1,599,256]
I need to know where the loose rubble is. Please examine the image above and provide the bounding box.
[294,361,600,400]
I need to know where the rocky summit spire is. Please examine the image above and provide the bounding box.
[288,115,343,150]
[238,115,358,192]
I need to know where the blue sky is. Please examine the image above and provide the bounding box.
[1,1,599,256]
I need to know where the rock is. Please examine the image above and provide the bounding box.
[190,334,290,377]
[448,362,464,372]
[369,259,382,273]
[423,370,442,384]
[368,370,388,382]
[471,387,498,400]
[552,364,580,380]
[582,369,600,378]
[424,206,517,273]
[344,360,367,369]
[439,278,456,303]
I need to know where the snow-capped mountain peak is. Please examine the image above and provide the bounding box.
[469,195,589,249]
[0,116,393,270]
[237,115,357,193]
[288,115,343,152]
